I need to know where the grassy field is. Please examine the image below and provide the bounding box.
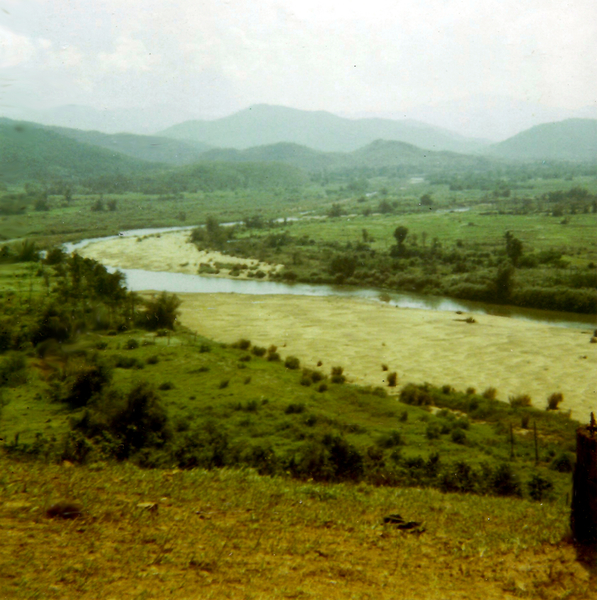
[1,456,595,600]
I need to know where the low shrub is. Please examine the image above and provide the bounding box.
[426,422,441,440]
[509,394,532,408]
[252,346,266,357]
[234,339,251,350]
[285,403,306,415]
[199,343,211,353]
[527,473,554,501]
[482,387,497,400]
[113,355,143,369]
[376,430,402,448]
[284,356,301,370]
[267,352,280,362]
[387,372,398,387]
[158,381,174,391]
[400,383,433,406]
[451,428,467,444]
[146,355,160,365]
[125,338,139,350]
[330,366,345,384]
[318,383,328,393]
[550,452,574,473]
[218,379,230,389]
[547,392,564,410]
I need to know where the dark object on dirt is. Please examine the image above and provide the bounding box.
[383,513,405,524]
[382,514,423,531]
[455,316,477,324]
[570,414,597,544]
[46,501,83,519]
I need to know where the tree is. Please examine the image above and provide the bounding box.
[420,194,433,207]
[139,292,181,330]
[393,226,408,246]
[505,231,523,266]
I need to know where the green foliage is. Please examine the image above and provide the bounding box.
[509,394,532,408]
[547,392,564,410]
[124,338,139,350]
[284,356,300,370]
[0,352,27,387]
[527,473,554,501]
[63,361,113,409]
[138,292,181,331]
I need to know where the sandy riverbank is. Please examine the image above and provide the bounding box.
[78,231,596,420]
[77,230,283,279]
[177,293,596,420]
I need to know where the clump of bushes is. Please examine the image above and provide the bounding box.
[252,345,266,357]
[400,383,433,406]
[285,403,306,415]
[284,356,300,370]
[233,339,251,350]
[267,345,280,362]
[509,394,532,408]
[482,387,497,400]
[113,355,143,369]
[387,372,398,387]
[376,430,402,448]
[158,382,174,391]
[124,338,139,350]
[547,392,563,410]
[330,366,345,384]
[146,355,160,365]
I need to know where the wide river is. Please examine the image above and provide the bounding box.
[65,227,596,331]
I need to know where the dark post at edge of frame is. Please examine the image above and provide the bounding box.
[571,412,597,544]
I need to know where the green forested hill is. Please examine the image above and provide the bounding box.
[0,119,159,183]
[158,104,488,154]
[84,160,310,193]
[38,125,212,165]
[189,139,494,173]
[484,119,597,162]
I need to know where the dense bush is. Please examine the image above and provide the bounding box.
[284,356,301,370]
[138,292,181,330]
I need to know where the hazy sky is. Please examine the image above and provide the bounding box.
[1,0,595,118]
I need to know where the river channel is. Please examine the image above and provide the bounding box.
[64,227,597,331]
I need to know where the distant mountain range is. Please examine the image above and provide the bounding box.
[1,111,595,185]
[29,124,211,166]
[351,95,597,141]
[158,104,489,155]
[483,119,597,162]
[1,104,197,136]
[0,119,158,184]
[200,140,492,172]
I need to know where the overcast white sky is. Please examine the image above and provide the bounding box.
[0,0,595,119]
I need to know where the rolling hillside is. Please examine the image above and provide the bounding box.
[484,119,597,162]
[0,119,159,184]
[195,139,493,173]
[159,104,488,154]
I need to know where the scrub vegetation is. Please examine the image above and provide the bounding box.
[1,128,596,598]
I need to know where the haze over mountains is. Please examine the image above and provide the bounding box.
[158,104,488,155]
[1,104,596,185]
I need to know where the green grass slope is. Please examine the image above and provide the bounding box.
[159,104,488,154]
[484,119,597,162]
[0,119,160,184]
